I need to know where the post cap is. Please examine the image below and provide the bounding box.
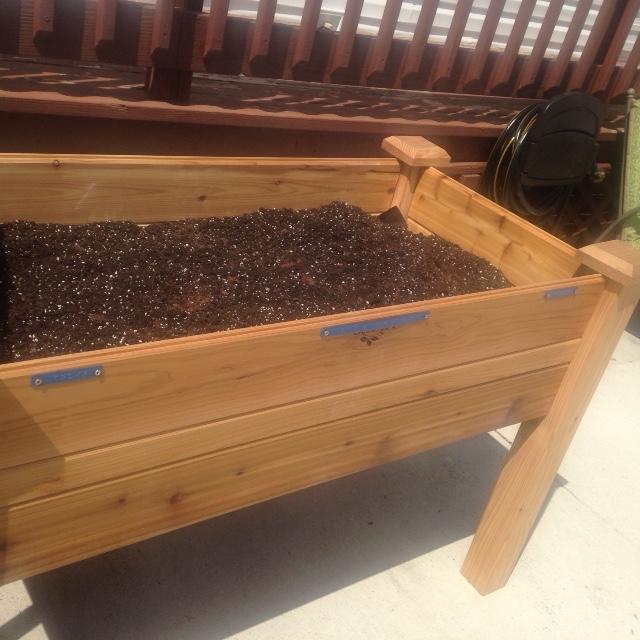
[382,136,451,167]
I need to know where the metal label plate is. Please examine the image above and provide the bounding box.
[31,365,104,387]
[321,310,429,337]
[544,287,578,299]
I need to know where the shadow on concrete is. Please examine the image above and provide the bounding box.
[626,302,640,339]
[0,431,566,640]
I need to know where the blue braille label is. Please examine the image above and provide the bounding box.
[321,310,429,337]
[31,365,104,387]
[544,287,578,300]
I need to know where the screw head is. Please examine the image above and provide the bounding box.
[95,369,102,377]
[34,378,42,386]
[323,330,330,336]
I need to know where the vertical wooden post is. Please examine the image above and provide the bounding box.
[397,0,438,88]
[381,136,451,218]
[33,0,54,40]
[461,240,640,595]
[95,0,118,48]
[146,0,204,102]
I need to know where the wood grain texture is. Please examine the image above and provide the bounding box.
[0,341,578,506]
[0,155,399,223]
[409,168,581,285]
[0,365,565,585]
[0,275,604,470]
[382,136,451,167]
[578,240,640,286]
[462,276,640,594]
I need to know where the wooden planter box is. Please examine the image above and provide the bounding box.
[1,137,639,594]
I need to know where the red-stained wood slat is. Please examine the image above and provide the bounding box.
[95,0,117,47]
[363,0,404,80]
[33,0,54,39]
[539,0,592,96]
[204,0,231,56]
[565,0,619,92]
[151,0,176,56]
[249,0,278,61]
[291,0,324,68]
[397,0,439,87]
[486,0,537,93]
[428,0,474,90]
[458,0,507,92]
[327,0,365,79]
[608,34,640,101]
[588,0,640,95]
[515,0,564,94]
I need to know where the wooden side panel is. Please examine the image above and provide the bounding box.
[0,340,579,506]
[0,155,399,223]
[409,168,581,285]
[0,275,604,469]
[0,365,565,585]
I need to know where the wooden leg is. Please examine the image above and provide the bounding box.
[462,276,640,594]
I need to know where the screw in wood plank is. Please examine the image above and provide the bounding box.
[34,378,42,386]
[94,369,102,377]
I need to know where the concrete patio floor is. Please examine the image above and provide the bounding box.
[1,314,639,640]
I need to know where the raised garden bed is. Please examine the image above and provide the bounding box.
[0,136,638,594]
[0,204,511,362]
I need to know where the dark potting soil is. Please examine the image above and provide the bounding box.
[0,203,511,363]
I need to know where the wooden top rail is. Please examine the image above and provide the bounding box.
[0,0,638,103]
[0,59,623,141]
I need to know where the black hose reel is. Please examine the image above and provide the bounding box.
[478,92,603,222]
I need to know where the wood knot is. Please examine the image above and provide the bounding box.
[118,496,128,505]
[170,492,184,504]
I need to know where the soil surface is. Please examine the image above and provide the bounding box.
[0,203,511,363]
